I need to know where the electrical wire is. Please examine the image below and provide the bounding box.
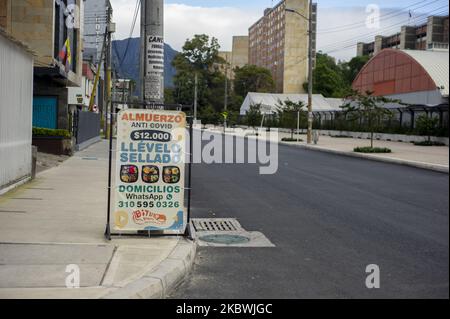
[319,6,448,54]
[317,0,444,32]
[322,10,448,55]
[117,0,141,71]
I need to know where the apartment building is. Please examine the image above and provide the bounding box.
[0,0,83,131]
[249,0,317,94]
[83,0,112,65]
[219,35,249,79]
[357,15,449,57]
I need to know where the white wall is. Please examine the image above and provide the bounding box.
[0,33,34,190]
[68,75,92,108]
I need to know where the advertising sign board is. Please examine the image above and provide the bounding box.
[114,109,186,233]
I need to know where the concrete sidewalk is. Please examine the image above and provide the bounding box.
[206,127,449,173]
[0,141,195,299]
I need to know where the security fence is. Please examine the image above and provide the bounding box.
[73,110,101,151]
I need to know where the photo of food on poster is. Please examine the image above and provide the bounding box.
[113,109,186,233]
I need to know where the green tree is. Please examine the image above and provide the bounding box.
[245,103,263,130]
[304,53,347,97]
[228,93,244,113]
[234,65,275,99]
[164,87,176,104]
[339,55,370,87]
[226,110,240,127]
[341,90,395,148]
[276,99,307,139]
[304,53,370,98]
[415,114,439,142]
[172,34,226,112]
[199,105,220,127]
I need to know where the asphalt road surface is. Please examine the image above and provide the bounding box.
[170,134,449,299]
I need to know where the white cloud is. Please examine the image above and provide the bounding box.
[109,1,439,61]
[316,7,422,61]
[164,4,260,51]
[110,1,259,52]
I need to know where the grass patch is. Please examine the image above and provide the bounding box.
[413,140,446,146]
[282,137,303,142]
[354,146,392,153]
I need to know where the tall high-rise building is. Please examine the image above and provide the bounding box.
[83,0,112,65]
[249,0,317,94]
[219,35,249,79]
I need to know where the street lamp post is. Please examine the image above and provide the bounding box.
[286,1,314,144]
[224,64,228,131]
[194,72,198,122]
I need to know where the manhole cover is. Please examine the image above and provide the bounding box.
[199,234,250,245]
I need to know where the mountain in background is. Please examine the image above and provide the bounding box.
[112,38,178,97]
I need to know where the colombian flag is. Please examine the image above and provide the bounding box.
[58,38,72,71]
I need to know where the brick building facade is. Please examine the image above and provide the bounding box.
[248,0,317,94]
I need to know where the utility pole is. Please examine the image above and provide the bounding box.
[104,6,112,139]
[286,1,315,144]
[122,80,126,108]
[194,72,198,122]
[140,0,165,107]
[307,0,313,144]
[224,65,228,130]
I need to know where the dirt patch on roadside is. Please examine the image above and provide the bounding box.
[37,152,70,173]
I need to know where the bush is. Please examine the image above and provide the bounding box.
[33,127,71,138]
[354,146,391,153]
[281,137,303,142]
[413,140,446,146]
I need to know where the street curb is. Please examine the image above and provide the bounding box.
[101,238,197,299]
[207,129,449,174]
[281,142,449,174]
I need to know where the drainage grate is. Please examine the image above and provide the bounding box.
[192,218,242,232]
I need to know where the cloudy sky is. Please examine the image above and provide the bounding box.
[109,0,449,61]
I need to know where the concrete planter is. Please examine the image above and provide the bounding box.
[32,136,73,155]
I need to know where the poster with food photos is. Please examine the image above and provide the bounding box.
[114,109,186,233]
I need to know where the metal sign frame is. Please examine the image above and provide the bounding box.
[104,101,194,240]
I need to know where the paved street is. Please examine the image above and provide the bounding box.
[170,134,449,299]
